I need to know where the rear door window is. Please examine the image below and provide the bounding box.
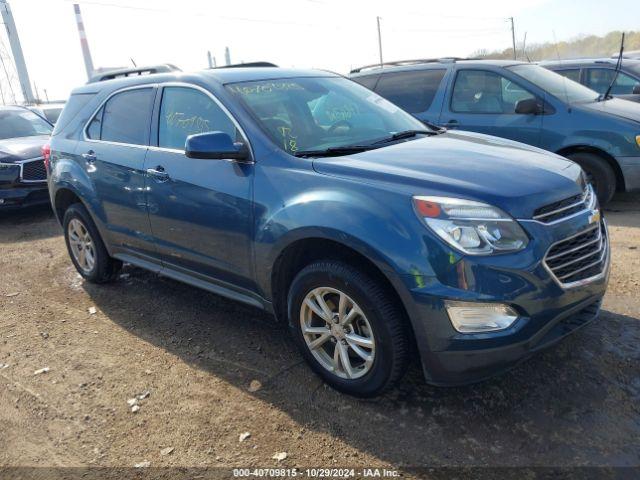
[93,88,155,145]
[374,69,446,113]
[451,69,535,113]
[158,87,239,150]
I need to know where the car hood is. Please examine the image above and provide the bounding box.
[0,135,49,163]
[579,97,640,123]
[312,131,584,219]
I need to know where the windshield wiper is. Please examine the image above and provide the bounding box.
[294,145,376,158]
[372,129,438,145]
[293,128,443,157]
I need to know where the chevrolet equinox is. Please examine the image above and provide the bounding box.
[47,65,610,397]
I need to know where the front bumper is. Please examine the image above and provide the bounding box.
[400,211,610,386]
[0,162,48,209]
[0,184,50,209]
[619,156,640,192]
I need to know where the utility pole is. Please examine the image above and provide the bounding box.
[509,17,517,60]
[376,16,383,68]
[0,50,16,103]
[0,0,35,103]
[225,47,231,66]
[73,4,95,80]
[207,51,213,68]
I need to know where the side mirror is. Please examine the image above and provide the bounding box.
[185,131,250,162]
[515,98,543,115]
[633,84,640,95]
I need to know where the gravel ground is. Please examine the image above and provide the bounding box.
[0,194,639,476]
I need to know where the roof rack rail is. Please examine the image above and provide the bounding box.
[213,61,278,69]
[88,64,181,83]
[350,57,476,74]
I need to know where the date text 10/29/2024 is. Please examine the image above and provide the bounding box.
[233,468,400,478]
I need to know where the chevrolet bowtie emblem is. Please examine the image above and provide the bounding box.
[588,209,601,224]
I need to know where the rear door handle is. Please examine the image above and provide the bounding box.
[82,151,96,163]
[146,165,170,182]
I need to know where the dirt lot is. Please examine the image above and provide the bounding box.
[1,194,639,476]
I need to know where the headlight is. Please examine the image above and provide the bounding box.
[635,135,640,149]
[412,196,529,255]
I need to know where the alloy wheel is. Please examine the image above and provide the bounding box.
[300,287,375,379]
[68,218,96,274]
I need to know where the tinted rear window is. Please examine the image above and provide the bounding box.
[374,69,446,113]
[52,93,95,136]
[99,88,155,145]
[351,75,380,90]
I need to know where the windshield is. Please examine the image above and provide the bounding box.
[0,109,53,140]
[226,77,427,155]
[508,64,599,104]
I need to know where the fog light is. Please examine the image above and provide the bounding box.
[0,199,5,205]
[445,301,519,333]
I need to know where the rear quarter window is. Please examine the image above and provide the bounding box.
[554,69,581,82]
[52,93,96,136]
[374,69,446,113]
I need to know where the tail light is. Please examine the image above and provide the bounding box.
[42,143,51,171]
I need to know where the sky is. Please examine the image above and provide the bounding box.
[2,0,639,102]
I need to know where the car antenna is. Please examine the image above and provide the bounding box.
[552,30,569,104]
[602,32,625,101]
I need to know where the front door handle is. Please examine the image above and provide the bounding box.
[146,165,170,182]
[82,151,96,163]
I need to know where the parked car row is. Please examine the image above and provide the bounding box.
[351,58,640,204]
[4,59,639,213]
[45,63,611,396]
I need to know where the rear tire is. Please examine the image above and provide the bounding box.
[288,261,409,397]
[63,203,121,283]
[566,152,616,205]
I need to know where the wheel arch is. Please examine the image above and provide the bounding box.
[556,145,625,192]
[53,187,83,224]
[270,236,418,352]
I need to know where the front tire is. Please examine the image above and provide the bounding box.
[288,261,409,397]
[63,203,121,283]
[566,152,616,205]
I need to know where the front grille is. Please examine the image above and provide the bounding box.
[21,158,47,182]
[533,185,594,223]
[544,222,607,287]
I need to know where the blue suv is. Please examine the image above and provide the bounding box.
[48,65,609,396]
[351,58,640,204]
